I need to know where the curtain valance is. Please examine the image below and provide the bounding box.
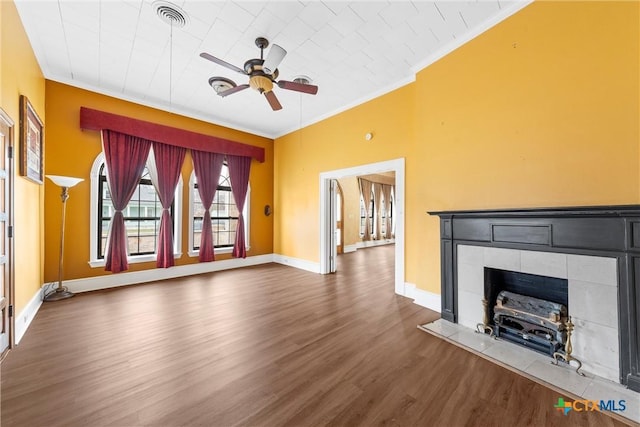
[80,107,265,162]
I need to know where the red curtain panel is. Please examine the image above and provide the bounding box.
[153,142,186,268]
[102,130,152,273]
[227,155,251,258]
[191,150,224,262]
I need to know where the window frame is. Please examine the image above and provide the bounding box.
[359,188,375,238]
[187,168,250,257]
[89,152,183,268]
[380,192,387,237]
[380,188,394,238]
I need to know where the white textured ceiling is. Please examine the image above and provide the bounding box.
[15,0,530,138]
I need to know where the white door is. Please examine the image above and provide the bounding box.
[329,179,337,273]
[0,109,14,355]
[335,183,343,254]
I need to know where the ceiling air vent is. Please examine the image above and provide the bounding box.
[153,1,189,28]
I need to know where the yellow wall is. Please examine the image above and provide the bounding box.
[275,1,640,294]
[274,84,414,261]
[44,81,273,282]
[1,1,46,314]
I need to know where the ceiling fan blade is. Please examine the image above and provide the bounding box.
[262,44,287,75]
[200,52,246,75]
[264,91,282,111]
[277,80,318,95]
[218,84,250,97]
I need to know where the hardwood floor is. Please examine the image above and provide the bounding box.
[1,246,630,426]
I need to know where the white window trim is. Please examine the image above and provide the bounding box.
[88,152,183,268]
[187,170,250,258]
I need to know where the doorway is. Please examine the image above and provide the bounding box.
[326,179,344,273]
[0,108,15,357]
[319,158,405,295]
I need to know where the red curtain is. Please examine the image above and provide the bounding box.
[191,150,224,262]
[227,155,251,258]
[102,130,152,273]
[153,142,186,268]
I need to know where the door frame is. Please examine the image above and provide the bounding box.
[319,158,405,295]
[0,108,15,357]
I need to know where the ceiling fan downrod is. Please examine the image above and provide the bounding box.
[255,37,269,61]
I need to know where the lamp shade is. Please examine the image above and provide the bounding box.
[262,44,286,75]
[46,175,84,188]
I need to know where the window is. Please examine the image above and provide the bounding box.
[359,189,375,237]
[89,153,182,267]
[380,188,394,238]
[189,163,250,256]
[370,197,375,237]
[381,193,387,236]
[98,164,166,258]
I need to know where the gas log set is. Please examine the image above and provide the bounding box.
[493,290,567,356]
[476,268,584,375]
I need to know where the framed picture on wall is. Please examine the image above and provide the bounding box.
[19,95,44,184]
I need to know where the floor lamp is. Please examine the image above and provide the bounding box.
[45,175,84,302]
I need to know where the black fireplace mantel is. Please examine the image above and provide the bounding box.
[428,205,640,392]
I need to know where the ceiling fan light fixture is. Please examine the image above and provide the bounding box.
[249,75,274,94]
[208,77,236,94]
[293,75,312,85]
[263,44,287,75]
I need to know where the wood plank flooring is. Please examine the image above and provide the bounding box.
[1,246,631,426]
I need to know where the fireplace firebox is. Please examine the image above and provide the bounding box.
[483,268,568,356]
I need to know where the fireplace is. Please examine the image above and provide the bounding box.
[456,244,618,381]
[429,206,640,393]
[484,268,569,356]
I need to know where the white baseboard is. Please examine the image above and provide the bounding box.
[273,254,321,273]
[404,282,441,313]
[15,288,44,345]
[64,254,275,294]
[356,239,395,249]
[343,244,357,253]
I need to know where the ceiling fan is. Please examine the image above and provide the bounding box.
[200,37,318,111]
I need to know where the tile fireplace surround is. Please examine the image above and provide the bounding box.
[457,245,619,382]
[429,206,640,394]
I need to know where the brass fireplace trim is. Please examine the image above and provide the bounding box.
[551,316,585,376]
